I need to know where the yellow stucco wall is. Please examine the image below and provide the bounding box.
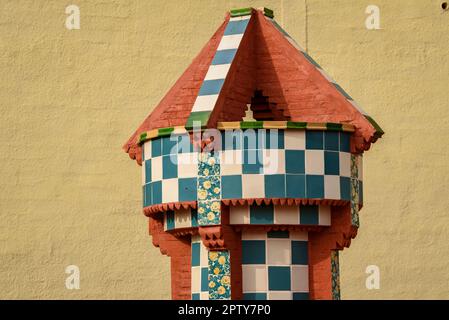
[1,0,448,299]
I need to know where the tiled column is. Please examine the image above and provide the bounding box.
[191,235,209,300]
[331,250,341,300]
[241,230,309,300]
[208,251,231,299]
[197,152,221,225]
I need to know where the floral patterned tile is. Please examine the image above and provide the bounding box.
[331,250,340,300]
[197,200,221,225]
[208,251,231,300]
[198,152,220,177]
[198,176,221,200]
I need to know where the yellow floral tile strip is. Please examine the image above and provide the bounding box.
[208,251,231,300]
[197,152,221,225]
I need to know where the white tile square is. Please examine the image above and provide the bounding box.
[274,205,299,224]
[200,243,208,267]
[324,175,340,200]
[175,208,191,228]
[204,63,231,80]
[230,205,249,224]
[268,291,292,300]
[162,178,178,203]
[229,15,251,21]
[262,149,285,174]
[220,150,242,175]
[290,230,308,241]
[191,94,219,112]
[339,152,351,177]
[242,265,267,292]
[284,131,305,150]
[143,141,152,160]
[319,205,331,226]
[191,267,200,293]
[241,229,266,240]
[291,265,309,292]
[177,153,198,178]
[141,166,146,185]
[151,156,162,181]
[305,150,324,174]
[242,174,265,198]
[217,34,244,50]
[267,239,291,265]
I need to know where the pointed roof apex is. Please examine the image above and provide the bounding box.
[230,7,274,18]
[124,9,383,162]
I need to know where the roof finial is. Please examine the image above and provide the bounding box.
[242,103,256,121]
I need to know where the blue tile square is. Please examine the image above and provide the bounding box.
[152,180,162,204]
[300,205,319,225]
[145,159,152,183]
[340,176,351,201]
[292,240,308,264]
[192,293,200,300]
[242,240,266,264]
[324,151,340,175]
[265,130,284,149]
[163,154,178,179]
[211,49,237,65]
[243,130,259,150]
[198,79,225,96]
[325,131,339,151]
[306,131,323,150]
[151,138,162,157]
[191,242,200,267]
[166,210,175,230]
[222,130,242,150]
[293,292,309,300]
[242,149,263,174]
[306,175,324,198]
[191,209,198,227]
[267,230,290,238]
[243,293,267,300]
[178,178,197,201]
[250,204,274,224]
[144,184,152,207]
[224,19,250,35]
[177,134,194,153]
[201,267,209,292]
[221,175,242,199]
[340,132,351,152]
[268,266,291,291]
[286,174,306,198]
[162,136,177,155]
[285,150,305,174]
[264,174,285,198]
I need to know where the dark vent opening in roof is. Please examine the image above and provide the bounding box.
[250,90,290,121]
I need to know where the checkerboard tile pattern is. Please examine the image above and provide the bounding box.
[141,130,363,208]
[191,235,209,300]
[230,204,330,226]
[142,135,198,208]
[186,15,251,128]
[241,230,309,300]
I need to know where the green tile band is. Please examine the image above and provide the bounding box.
[240,121,264,129]
[185,111,211,130]
[230,7,252,17]
[137,121,355,144]
[158,127,174,137]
